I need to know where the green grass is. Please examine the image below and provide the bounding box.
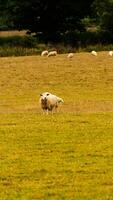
[0,52,113,199]
[0,113,113,200]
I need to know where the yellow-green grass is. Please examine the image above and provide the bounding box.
[0,30,26,37]
[0,52,113,199]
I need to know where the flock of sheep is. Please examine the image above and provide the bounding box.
[39,49,113,114]
[41,49,113,58]
[41,50,74,58]
[91,50,113,56]
[41,50,57,57]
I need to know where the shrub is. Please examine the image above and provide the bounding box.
[0,46,40,57]
[0,35,38,48]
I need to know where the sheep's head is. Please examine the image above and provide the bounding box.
[40,92,50,101]
[39,92,51,110]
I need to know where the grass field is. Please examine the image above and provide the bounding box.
[0,52,113,199]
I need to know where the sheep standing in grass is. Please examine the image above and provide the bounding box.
[109,51,113,56]
[41,50,48,56]
[67,53,74,58]
[48,51,57,57]
[39,92,64,114]
[91,50,97,56]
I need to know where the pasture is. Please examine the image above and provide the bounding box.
[0,52,113,199]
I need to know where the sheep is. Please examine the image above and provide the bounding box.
[91,50,97,56]
[39,92,64,114]
[41,50,48,56]
[108,51,113,56]
[67,53,74,58]
[48,51,57,57]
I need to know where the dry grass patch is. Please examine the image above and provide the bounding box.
[0,30,27,37]
[0,52,113,113]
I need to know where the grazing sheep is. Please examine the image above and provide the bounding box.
[39,92,64,114]
[91,50,97,56]
[48,51,57,57]
[41,50,48,56]
[67,53,74,58]
[108,51,113,56]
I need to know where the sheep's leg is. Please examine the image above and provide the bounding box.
[42,109,45,115]
[46,109,49,115]
[54,104,58,113]
[54,107,58,113]
[42,109,48,115]
[51,110,54,115]
[48,106,53,114]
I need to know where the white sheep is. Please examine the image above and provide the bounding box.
[91,50,97,56]
[41,50,48,56]
[39,92,64,114]
[67,53,74,58]
[48,51,57,57]
[108,51,113,56]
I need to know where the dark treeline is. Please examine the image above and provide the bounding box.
[0,0,113,45]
